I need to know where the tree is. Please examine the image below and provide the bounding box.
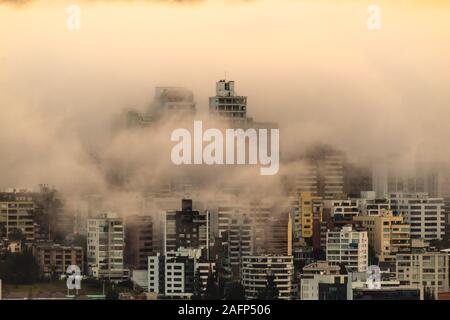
[0,250,41,284]
[204,269,220,300]
[225,282,246,300]
[8,228,26,242]
[256,273,279,300]
[192,269,203,300]
[368,245,379,266]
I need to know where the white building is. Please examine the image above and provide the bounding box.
[241,255,296,300]
[387,193,445,241]
[323,199,359,221]
[300,261,351,300]
[87,212,129,282]
[326,225,368,272]
[358,191,390,216]
[148,248,215,299]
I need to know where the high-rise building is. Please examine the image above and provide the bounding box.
[396,251,449,299]
[241,255,296,300]
[326,225,368,272]
[0,192,36,242]
[125,215,153,270]
[221,214,254,280]
[162,199,210,256]
[209,80,247,121]
[247,200,271,253]
[354,210,411,263]
[153,87,196,116]
[147,248,215,299]
[262,213,293,256]
[387,193,445,241]
[291,146,346,200]
[87,212,129,282]
[295,192,323,244]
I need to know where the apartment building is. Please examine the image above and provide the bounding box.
[296,192,323,241]
[0,192,36,241]
[87,212,129,282]
[324,199,359,222]
[125,215,153,270]
[241,255,296,300]
[221,214,254,280]
[388,193,445,241]
[326,225,368,272]
[396,251,449,299]
[33,242,84,276]
[354,211,411,262]
[148,248,215,299]
[358,191,390,216]
[162,199,209,255]
[300,261,350,300]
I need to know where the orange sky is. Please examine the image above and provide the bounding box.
[0,0,450,188]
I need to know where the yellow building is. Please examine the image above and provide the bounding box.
[298,192,323,240]
[354,210,410,262]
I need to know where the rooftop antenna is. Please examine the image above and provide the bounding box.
[224,71,227,81]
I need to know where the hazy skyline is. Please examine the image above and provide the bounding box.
[1,0,450,192]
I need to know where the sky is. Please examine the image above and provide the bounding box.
[0,0,450,195]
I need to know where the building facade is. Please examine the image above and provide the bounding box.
[326,225,368,272]
[87,212,129,282]
[241,255,296,300]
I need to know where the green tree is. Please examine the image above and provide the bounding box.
[0,250,41,284]
[192,269,203,300]
[204,269,220,300]
[256,273,279,300]
[8,228,26,242]
[225,282,246,300]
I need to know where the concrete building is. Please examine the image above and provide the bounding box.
[324,199,359,222]
[326,225,368,272]
[241,255,296,300]
[221,214,254,280]
[296,192,323,242]
[87,212,129,282]
[299,261,350,300]
[291,146,346,200]
[153,86,196,116]
[33,242,84,276]
[262,213,293,256]
[358,191,390,216]
[162,199,209,256]
[354,210,411,263]
[209,80,247,121]
[125,215,153,270]
[388,193,445,241]
[396,251,449,299]
[0,192,36,241]
[147,248,215,299]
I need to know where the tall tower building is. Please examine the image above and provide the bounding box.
[326,225,368,273]
[87,212,129,282]
[209,80,247,121]
[153,87,196,116]
[162,199,210,256]
[125,215,153,270]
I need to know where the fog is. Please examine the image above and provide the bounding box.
[1,0,450,203]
